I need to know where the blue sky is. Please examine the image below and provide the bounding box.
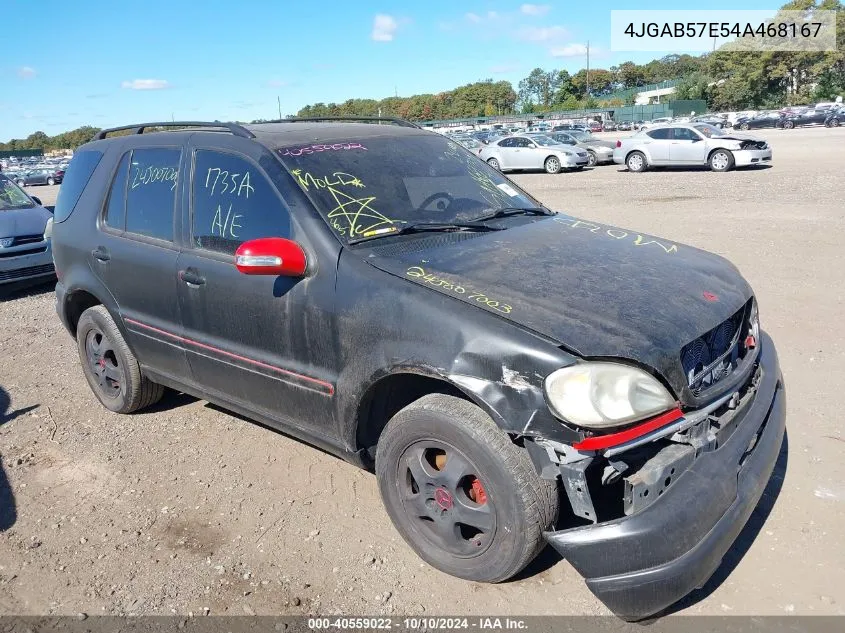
[2,0,782,141]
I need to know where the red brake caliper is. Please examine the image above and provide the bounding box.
[470,477,487,505]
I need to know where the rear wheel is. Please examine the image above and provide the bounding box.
[740,123,749,131]
[17,180,25,187]
[626,151,647,172]
[832,118,841,127]
[76,305,164,414]
[709,149,735,172]
[784,120,795,129]
[486,158,501,171]
[376,394,559,583]
[544,156,562,174]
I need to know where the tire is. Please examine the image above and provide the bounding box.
[709,149,735,172]
[625,151,647,172]
[76,305,164,414]
[740,123,749,131]
[47,177,55,186]
[486,158,501,171]
[17,180,25,187]
[544,156,562,174]
[586,151,598,167]
[375,394,559,583]
[832,119,841,127]
[784,120,795,129]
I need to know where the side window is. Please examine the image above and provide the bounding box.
[125,148,180,241]
[514,138,530,148]
[673,128,699,141]
[498,138,514,148]
[104,152,130,230]
[191,150,290,255]
[54,150,103,223]
[647,128,671,140]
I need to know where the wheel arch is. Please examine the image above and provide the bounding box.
[707,146,734,162]
[354,369,499,468]
[625,149,648,165]
[64,288,106,336]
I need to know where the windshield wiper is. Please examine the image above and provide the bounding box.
[466,207,553,223]
[348,221,503,245]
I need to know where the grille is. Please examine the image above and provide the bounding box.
[12,234,44,246]
[0,263,54,282]
[681,302,750,396]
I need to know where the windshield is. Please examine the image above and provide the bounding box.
[693,124,727,138]
[278,134,538,243]
[568,130,592,141]
[0,175,35,211]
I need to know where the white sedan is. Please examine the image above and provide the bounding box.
[613,123,772,172]
[478,134,590,174]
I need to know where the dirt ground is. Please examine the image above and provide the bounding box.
[1,127,843,617]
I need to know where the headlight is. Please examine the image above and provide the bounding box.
[43,217,53,240]
[544,362,675,429]
[559,150,574,156]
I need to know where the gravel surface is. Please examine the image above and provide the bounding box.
[1,127,843,617]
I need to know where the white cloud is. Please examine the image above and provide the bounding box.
[465,12,482,23]
[550,43,589,57]
[521,4,551,16]
[18,66,36,79]
[121,79,170,90]
[372,14,399,41]
[517,25,568,42]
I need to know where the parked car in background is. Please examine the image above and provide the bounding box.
[548,131,615,166]
[691,115,726,129]
[613,123,772,172]
[479,134,589,173]
[776,108,830,129]
[456,137,485,152]
[824,108,844,127]
[616,121,632,131]
[602,121,617,132]
[734,112,783,130]
[588,121,602,132]
[0,173,55,288]
[14,168,65,187]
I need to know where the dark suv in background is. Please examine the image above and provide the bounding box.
[51,118,785,620]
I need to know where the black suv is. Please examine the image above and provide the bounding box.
[52,118,785,620]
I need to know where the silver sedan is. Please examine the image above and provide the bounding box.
[613,124,772,172]
[478,134,589,174]
[0,174,55,287]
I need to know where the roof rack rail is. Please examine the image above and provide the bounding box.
[94,121,255,140]
[257,116,422,129]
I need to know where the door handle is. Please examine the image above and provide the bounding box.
[91,246,110,262]
[179,268,206,287]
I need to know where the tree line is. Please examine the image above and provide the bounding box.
[2,0,842,150]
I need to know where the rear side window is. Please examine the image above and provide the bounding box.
[53,150,103,223]
[104,152,130,230]
[191,150,290,255]
[647,129,671,140]
[125,148,180,241]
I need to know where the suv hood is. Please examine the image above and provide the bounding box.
[0,205,51,235]
[367,214,752,399]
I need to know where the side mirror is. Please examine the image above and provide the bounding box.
[235,237,307,276]
[30,196,43,205]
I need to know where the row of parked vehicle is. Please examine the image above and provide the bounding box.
[733,105,845,130]
[1,156,70,187]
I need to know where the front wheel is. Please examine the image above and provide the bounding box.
[586,151,598,167]
[47,177,55,186]
[76,305,164,413]
[740,123,749,131]
[626,151,647,172]
[784,120,795,129]
[832,119,841,127]
[544,156,562,174]
[17,180,25,187]
[376,394,559,583]
[709,149,735,172]
[486,158,501,171]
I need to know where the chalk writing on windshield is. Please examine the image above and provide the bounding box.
[444,141,512,210]
[291,169,397,238]
[210,202,243,239]
[131,165,178,191]
[281,142,367,157]
[406,266,513,314]
[553,215,679,254]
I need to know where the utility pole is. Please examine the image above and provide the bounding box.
[277,96,282,119]
[586,40,590,98]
